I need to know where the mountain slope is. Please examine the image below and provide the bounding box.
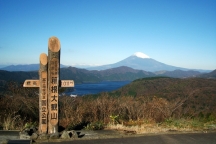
[0,68,100,84]
[61,66,155,82]
[112,77,216,97]
[157,70,201,78]
[198,69,216,79]
[0,70,38,83]
[90,66,155,81]
[108,77,216,116]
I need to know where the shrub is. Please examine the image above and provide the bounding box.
[84,121,105,130]
[3,113,23,130]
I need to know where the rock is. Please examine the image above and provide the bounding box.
[24,128,30,133]
[38,133,49,140]
[49,132,59,139]
[19,131,30,139]
[23,127,35,136]
[30,133,38,140]
[68,130,78,139]
[30,126,37,132]
[60,130,70,139]
[28,128,35,135]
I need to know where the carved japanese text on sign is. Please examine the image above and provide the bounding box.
[49,58,59,126]
[23,80,40,87]
[40,72,47,129]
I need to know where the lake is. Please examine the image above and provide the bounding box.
[64,81,131,96]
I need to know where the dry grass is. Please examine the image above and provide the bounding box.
[0,81,216,131]
[3,113,23,130]
[106,118,216,134]
[107,123,169,134]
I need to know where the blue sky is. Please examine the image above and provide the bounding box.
[0,0,215,70]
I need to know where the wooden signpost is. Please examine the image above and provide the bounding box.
[23,36,74,135]
[48,37,60,134]
[39,53,48,134]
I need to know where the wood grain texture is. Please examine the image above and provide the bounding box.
[48,36,60,52]
[40,53,48,66]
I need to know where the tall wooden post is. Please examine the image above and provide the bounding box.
[48,36,60,134]
[39,53,48,134]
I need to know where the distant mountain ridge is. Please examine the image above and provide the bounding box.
[0,64,67,71]
[87,52,211,73]
[0,66,213,85]
[0,66,154,84]
[0,52,211,73]
[0,52,210,73]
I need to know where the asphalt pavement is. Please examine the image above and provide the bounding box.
[0,130,216,144]
[41,132,216,144]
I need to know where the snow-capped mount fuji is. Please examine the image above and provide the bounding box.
[133,52,150,59]
[87,52,188,72]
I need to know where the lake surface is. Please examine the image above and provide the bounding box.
[65,81,131,96]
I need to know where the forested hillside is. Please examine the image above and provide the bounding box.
[107,77,216,118]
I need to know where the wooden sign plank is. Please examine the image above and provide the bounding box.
[23,80,40,87]
[39,53,48,134]
[60,80,74,87]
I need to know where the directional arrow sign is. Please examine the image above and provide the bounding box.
[60,80,74,87]
[23,80,40,87]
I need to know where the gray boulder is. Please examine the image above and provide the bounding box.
[19,131,30,139]
[30,133,38,140]
[68,130,78,139]
[60,130,70,139]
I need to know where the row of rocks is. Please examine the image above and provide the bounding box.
[20,127,79,141]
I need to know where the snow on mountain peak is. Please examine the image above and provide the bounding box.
[133,52,150,59]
